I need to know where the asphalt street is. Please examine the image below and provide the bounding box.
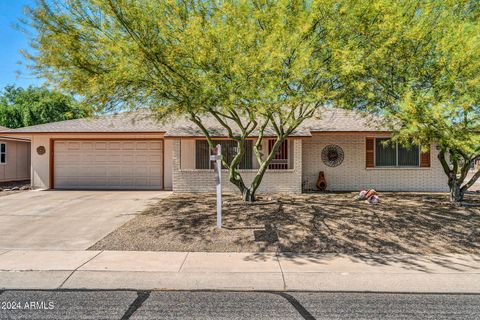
[0,290,479,320]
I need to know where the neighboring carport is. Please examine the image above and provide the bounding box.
[0,190,171,250]
[0,136,31,183]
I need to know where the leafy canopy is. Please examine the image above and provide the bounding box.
[0,85,93,129]
[334,0,480,199]
[24,0,366,118]
[24,0,479,199]
[333,0,479,152]
[23,0,480,154]
[394,2,479,158]
[23,0,375,200]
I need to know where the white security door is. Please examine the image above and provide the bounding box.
[54,140,163,189]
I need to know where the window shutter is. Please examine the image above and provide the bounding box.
[366,138,375,168]
[420,146,431,167]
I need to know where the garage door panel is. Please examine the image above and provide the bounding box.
[56,166,102,177]
[54,140,163,190]
[122,142,135,150]
[107,168,121,177]
[134,167,149,175]
[77,176,108,186]
[148,155,162,162]
[92,142,106,150]
[57,177,79,187]
[107,177,124,186]
[54,142,68,151]
[134,177,149,186]
[108,154,123,162]
[122,155,135,162]
[120,178,134,186]
[81,142,94,150]
[108,142,122,150]
[149,142,162,150]
[121,167,134,175]
[67,142,81,150]
[136,142,148,150]
[149,179,162,186]
[108,166,136,177]
[135,155,148,162]
[92,166,107,175]
[55,154,74,163]
[55,167,70,176]
[149,167,162,175]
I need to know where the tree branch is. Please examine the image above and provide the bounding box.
[438,148,453,177]
[461,169,480,193]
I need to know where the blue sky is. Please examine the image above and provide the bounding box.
[0,0,42,89]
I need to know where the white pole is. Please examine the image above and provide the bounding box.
[216,144,222,229]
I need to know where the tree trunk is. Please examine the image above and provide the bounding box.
[438,148,475,205]
[243,138,286,202]
[242,188,255,202]
[247,163,269,201]
[449,182,464,203]
[229,174,255,202]
[448,174,464,204]
[226,138,285,203]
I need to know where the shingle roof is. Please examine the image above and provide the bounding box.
[2,108,387,136]
[302,108,387,132]
[2,112,162,133]
[162,116,313,137]
[0,125,31,142]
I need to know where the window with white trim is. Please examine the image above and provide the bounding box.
[0,143,6,164]
[375,138,419,167]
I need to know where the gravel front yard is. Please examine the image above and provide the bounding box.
[90,192,480,254]
[0,180,31,197]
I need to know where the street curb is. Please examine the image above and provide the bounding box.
[1,251,479,292]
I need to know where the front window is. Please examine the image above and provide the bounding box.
[268,140,289,169]
[195,140,253,169]
[0,143,5,164]
[375,138,419,167]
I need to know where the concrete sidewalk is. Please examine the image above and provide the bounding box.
[0,250,479,292]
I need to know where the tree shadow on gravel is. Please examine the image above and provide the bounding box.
[89,192,480,271]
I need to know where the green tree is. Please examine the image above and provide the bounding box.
[24,0,369,201]
[0,85,93,129]
[334,0,480,203]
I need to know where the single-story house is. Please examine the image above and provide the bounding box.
[0,125,31,183]
[0,109,448,192]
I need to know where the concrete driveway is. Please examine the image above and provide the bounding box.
[0,190,171,250]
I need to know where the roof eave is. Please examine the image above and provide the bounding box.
[0,136,31,142]
[0,131,166,135]
[309,130,391,134]
[164,134,312,139]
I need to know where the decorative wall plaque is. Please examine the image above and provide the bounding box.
[321,145,344,167]
[36,146,46,155]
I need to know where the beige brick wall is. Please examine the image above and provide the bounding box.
[302,134,448,192]
[172,139,302,193]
